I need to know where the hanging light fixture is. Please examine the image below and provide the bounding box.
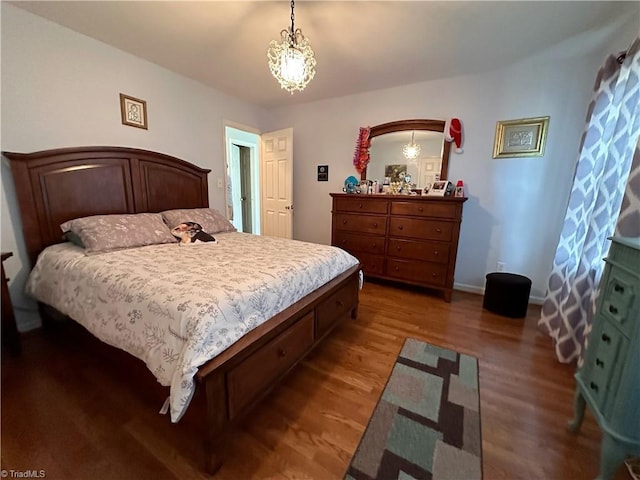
[403,131,421,160]
[267,0,316,94]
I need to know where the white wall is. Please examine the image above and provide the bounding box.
[263,15,639,302]
[1,4,266,330]
[2,4,636,331]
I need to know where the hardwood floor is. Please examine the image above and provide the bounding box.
[1,281,630,479]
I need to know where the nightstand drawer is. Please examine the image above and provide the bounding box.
[582,322,627,411]
[600,267,637,338]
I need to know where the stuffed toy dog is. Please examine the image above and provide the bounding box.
[171,222,217,245]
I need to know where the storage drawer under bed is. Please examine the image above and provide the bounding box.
[226,312,314,419]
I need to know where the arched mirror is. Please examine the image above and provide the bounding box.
[359,119,451,187]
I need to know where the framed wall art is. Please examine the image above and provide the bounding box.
[119,93,148,130]
[384,164,407,183]
[493,116,549,158]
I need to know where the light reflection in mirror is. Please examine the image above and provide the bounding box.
[367,130,444,188]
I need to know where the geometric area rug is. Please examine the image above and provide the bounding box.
[344,338,482,480]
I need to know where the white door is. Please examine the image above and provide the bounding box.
[261,128,293,239]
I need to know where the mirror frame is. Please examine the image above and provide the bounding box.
[361,119,451,181]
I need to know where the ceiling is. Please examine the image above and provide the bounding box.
[10,1,638,109]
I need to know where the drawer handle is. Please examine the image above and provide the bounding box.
[614,284,624,293]
[278,348,287,357]
[590,382,599,393]
[608,305,619,315]
[341,239,347,245]
[601,333,611,343]
[342,219,347,224]
[373,223,378,228]
[436,228,442,233]
[398,225,404,230]
[336,300,344,307]
[395,266,400,271]
[396,246,401,251]
[433,250,439,256]
[358,203,363,209]
[596,358,604,368]
[372,243,377,248]
[431,273,438,278]
[418,207,423,212]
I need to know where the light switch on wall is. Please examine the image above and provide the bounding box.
[217,178,223,188]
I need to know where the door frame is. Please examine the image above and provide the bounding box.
[223,121,261,234]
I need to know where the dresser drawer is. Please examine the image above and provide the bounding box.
[600,267,637,338]
[581,321,627,412]
[389,217,453,241]
[334,197,389,214]
[227,312,314,419]
[386,258,448,286]
[353,252,385,276]
[333,213,387,235]
[334,231,385,255]
[390,201,458,219]
[387,239,449,263]
[316,277,358,338]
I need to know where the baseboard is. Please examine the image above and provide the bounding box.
[453,283,484,296]
[454,282,544,305]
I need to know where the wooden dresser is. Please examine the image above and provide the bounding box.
[568,236,640,480]
[330,193,466,302]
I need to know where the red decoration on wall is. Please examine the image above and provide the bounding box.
[353,127,371,174]
[444,118,464,154]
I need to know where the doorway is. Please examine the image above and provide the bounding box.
[225,126,261,234]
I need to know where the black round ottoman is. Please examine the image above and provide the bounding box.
[483,272,532,318]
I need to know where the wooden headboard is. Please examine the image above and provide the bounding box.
[4,146,211,266]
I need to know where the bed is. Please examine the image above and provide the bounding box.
[5,146,360,473]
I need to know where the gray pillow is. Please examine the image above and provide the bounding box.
[62,231,85,247]
[161,208,236,234]
[60,213,177,254]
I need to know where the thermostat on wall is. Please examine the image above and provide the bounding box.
[317,165,328,181]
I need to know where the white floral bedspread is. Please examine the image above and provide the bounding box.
[25,232,359,422]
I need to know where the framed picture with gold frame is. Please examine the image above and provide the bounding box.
[493,116,549,158]
[119,93,148,130]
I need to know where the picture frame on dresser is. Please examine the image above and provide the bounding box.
[426,180,451,197]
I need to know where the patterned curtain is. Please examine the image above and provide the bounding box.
[538,37,640,364]
[616,144,640,237]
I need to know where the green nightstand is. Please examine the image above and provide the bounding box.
[568,237,640,480]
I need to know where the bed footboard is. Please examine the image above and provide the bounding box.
[196,265,360,474]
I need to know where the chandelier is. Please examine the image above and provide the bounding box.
[267,0,316,94]
[402,131,421,160]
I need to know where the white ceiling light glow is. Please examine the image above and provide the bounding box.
[403,131,421,160]
[267,0,316,94]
